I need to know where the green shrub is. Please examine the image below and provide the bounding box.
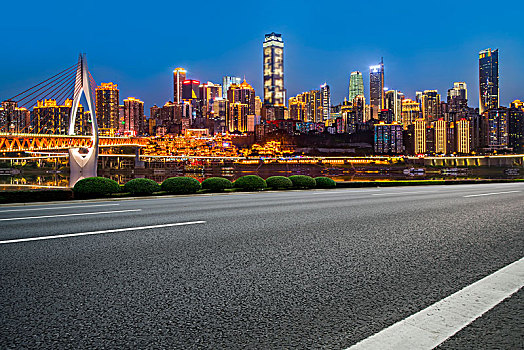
[161,177,201,194]
[201,177,233,192]
[314,177,337,188]
[289,175,316,189]
[233,175,267,191]
[266,176,293,190]
[124,178,160,195]
[73,177,121,198]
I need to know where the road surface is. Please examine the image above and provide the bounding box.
[1,182,523,349]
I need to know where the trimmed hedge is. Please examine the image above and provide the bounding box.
[0,189,73,204]
[233,175,267,191]
[315,177,337,188]
[73,177,121,198]
[289,175,316,189]
[266,176,293,190]
[161,177,201,194]
[124,178,160,195]
[202,177,233,192]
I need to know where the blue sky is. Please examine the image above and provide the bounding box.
[0,0,522,112]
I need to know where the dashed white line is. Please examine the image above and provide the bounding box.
[0,203,120,213]
[0,221,207,244]
[346,257,524,350]
[0,209,141,222]
[463,190,521,198]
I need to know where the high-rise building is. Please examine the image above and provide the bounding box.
[435,119,447,154]
[401,99,420,127]
[255,96,262,116]
[414,118,426,154]
[32,99,73,134]
[95,82,120,136]
[508,101,524,152]
[121,97,145,136]
[385,90,404,123]
[421,90,441,122]
[456,118,471,154]
[200,81,222,113]
[369,58,384,120]
[227,80,256,115]
[479,48,499,114]
[486,108,508,149]
[263,32,285,106]
[352,95,366,124]
[288,97,307,121]
[173,68,187,104]
[228,102,248,132]
[447,82,468,109]
[320,83,331,120]
[0,100,30,133]
[222,76,241,99]
[348,71,364,102]
[374,122,404,154]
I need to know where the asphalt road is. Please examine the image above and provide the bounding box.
[1,183,523,349]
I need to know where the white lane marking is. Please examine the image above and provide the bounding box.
[371,191,435,196]
[463,190,521,198]
[346,257,524,350]
[0,203,120,213]
[0,221,207,245]
[0,209,141,222]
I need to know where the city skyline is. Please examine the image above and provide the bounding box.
[0,0,522,111]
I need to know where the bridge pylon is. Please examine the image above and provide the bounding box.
[68,54,98,187]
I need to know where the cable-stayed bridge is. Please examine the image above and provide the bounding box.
[0,54,146,185]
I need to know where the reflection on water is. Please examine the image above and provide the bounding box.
[0,165,521,191]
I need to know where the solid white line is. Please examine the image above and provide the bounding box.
[0,221,207,244]
[0,209,141,222]
[346,257,524,350]
[0,203,120,213]
[463,190,521,198]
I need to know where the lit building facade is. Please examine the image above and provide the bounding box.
[414,118,426,154]
[227,80,256,115]
[121,97,145,136]
[479,48,499,114]
[401,99,420,127]
[434,119,447,154]
[348,71,364,102]
[263,32,285,106]
[320,83,331,120]
[0,100,30,133]
[369,58,384,120]
[421,90,441,122]
[486,108,508,148]
[456,118,470,154]
[374,122,404,154]
[222,76,241,99]
[385,90,404,123]
[95,82,120,136]
[173,68,187,104]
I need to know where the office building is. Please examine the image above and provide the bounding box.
[456,118,471,154]
[227,80,256,115]
[385,90,404,123]
[263,32,285,106]
[222,76,241,99]
[414,118,426,154]
[348,71,364,101]
[486,108,508,149]
[421,90,441,122]
[435,119,447,154]
[401,99,420,127]
[508,101,524,152]
[369,58,384,120]
[479,48,499,114]
[173,68,187,104]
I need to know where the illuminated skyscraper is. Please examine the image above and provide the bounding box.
[456,118,471,154]
[173,68,187,104]
[122,97,145,136]
[222,76,241,99]
[320,83,331,120]
[369,58,384,120]
[435,119,447,153]
[479,48,499,114]
[263,32,285,106]
[227,80,256,116]
[414,118,426,154]
[447,82,468,111]
[0,100,30,133]
[348,71,364,102]
[385,90,404,123]
[401,99,420,127]
[421,90,441,121]
[95,82,120,136]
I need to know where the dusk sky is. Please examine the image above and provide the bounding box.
[1,0,522,111]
